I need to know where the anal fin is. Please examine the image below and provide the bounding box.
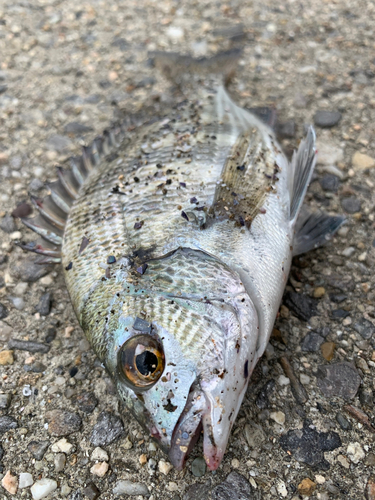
[290,127,317,222]
[293,207,346,256]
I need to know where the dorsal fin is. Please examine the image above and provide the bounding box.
[16,123,126,263]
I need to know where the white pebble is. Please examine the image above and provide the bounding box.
[166,26,184,41]
[23,385,32,397]
[51,438,73,454]
[19,472,33,489]
[158,460,173,475]
[90,461,109,477]
[300,374,311,385]
[342,247,355,257]
[14,282,28,295]
[347,442,365,463]
[113,480,149,496]
[30,478,57,500]
[278,375,290,386]
[10,297,25,310]
[40,275,53,286]
[10,231,22,240]
[315,475,325,484]
[276,479,288,497]
[91,447,109,462]
[270,411,286,425]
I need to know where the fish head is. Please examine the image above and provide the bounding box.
[106,291,259,471]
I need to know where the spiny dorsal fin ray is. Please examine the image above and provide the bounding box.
[19,123,127,263]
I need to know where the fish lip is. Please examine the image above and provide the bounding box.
[168,385,206,470]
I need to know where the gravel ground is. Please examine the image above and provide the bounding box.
[1,1,375,499]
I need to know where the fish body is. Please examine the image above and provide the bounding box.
[20,54,343,470]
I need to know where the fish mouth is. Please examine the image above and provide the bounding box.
[168,385,227,471]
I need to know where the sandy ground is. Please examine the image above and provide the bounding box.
[0,0,375,499]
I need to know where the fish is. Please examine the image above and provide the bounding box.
[17,49,344,471]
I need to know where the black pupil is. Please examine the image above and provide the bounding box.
[136,351,158,376]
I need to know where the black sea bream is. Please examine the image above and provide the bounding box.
[19,50,344,470]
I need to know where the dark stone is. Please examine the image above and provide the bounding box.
[90,411,124,447]
[82,483,100,500]
[319,174,340,192]
[182,481,211,500]
[341,196,361,214]
[69,366,78,377]
[191,456,206,477]
[72,392,98,413]
[27,440,50,460]
[329,293,347,303]
[0,84,7,94]
[84,94,102,104]
[0,393,11,409]
[111,37,129,51]
[45,410,82,436]
[64,122,93,134]
[211,472,253,500]
[0,215,16,233]
[359,388,374,407]
[12,258,50,282]
[36,292,52,316]
[23,362,47,373]
[314,110,342,128]
[283,292,317,321]
[331,309,350,319]
[11,202,32,218]
[46,134,73,153]
[336,413,352,430]
[0,444,3,460]
[316,362,361,399]
[0,415,18,433]
[276,120,296,138]
[8,338,50,354]
[0,302,8,319]
[256,379,276,409]
[353,318,375,340]
[44,327,56,343]
[279,421,341,469]
[301,332,324,352]
[98,80,111,89]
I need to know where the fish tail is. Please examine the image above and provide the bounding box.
[15,124,127,263]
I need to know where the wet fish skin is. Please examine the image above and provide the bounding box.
[19,55,344,470]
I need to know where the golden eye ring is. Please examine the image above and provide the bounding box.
[118,334,165,391]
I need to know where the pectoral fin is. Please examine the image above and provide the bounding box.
[293,207,346,256]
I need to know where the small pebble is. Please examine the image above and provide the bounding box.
[158,459,173,475]
[36,292,52,316]
[19,472,33,489]
[72,392,98,413]
[90,411,124,446]
[319,174,340,192]
[337,454,350,469]
[270,411,285,425]
[112,480,149,496]
[366,477,375,500]
[54,453,66,472]
[191,456,206,477]
[91,447,109,462]
[0,393,11,409]
[298,477,316,496]
[336,412,352,430]
[300,374,311,385]
[0,303,9,319]
[45,410,82,436]
[90,461,109,477]
[0,349,14,365]
[341,196,361,214]
[278,374,290,386]
[30,478,57,500]
[83,482,100,500]
[27,440,49,460]
[316,362,360,399]
[8,338,50,354]
[313,287,326,298]
[0,415,18,433]
[301,332,324,352]
[352,151,375,170]
[347,442,365,463]
[211,472,252,500]
[51,438,73,454]
[2,470,18,495]
[314,110,341,128]
[139,454,147,465]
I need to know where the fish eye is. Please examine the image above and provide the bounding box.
[118,334,165,391]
